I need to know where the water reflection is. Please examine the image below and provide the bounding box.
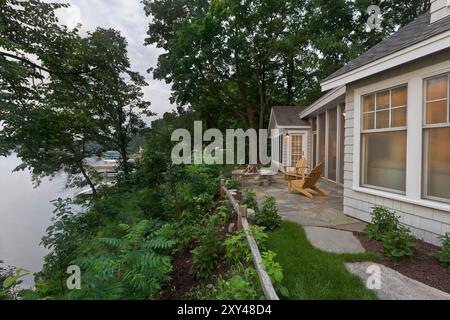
[0,155,73,285]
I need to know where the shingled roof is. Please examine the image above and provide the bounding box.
[324,12,450,82]
[271,106,310,127]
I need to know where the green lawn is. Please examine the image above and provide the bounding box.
[268,221,379,300]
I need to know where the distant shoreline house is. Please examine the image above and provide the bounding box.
[270,2,450,245]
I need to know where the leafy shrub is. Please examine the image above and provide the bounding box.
[210,203,233,226]
[261,251,289,298]
[216,267,261,300]
[191,223,223,279]
[0,266,29,300]
[225,226,268,265]
[382,226,418,262]
[225,179,241,190]
[242,189,258,210]
[364,206,400,241]
[429,233,450,268]
[255,196,281,231]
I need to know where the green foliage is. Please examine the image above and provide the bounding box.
[225,226,268,265]
[364,206,400,241]
[1,1,152,191]
[225,179,240,190]
[191,221,224,280]
[261,251,289,298]
[216,266,262,300]
[382,226,419,262]
[68,220,175,299]
[267,221,377,300]
[429,233,450,268]
[255,196,281,231]
[242,189,258,211]
[143,0,428,130]
[0,265,29,300]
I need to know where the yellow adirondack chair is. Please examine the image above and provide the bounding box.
[284,158,308,181]
[287,163,329,198]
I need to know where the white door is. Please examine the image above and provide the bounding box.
[289,133,307,167]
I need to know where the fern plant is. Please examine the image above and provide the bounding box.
[69,220,176,299]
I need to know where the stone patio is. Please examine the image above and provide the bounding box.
[248,175,367,232]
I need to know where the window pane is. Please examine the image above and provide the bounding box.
[391,86,407,107]
[426,100,448,124]
[363,131,407,192]
[376,91,390,110]
[427,75,448,101]
[291,135,303,167]
[363,94,375,113]
[328,108,337,181]
[426,127,450,200]
[392,107,407,127]
[376,110,389,129]
[363,113,374,130]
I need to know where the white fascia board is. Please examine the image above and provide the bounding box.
[321,30,450,91]
[268,109,276,130]
[276,125,311,129]
[300,86,346,119]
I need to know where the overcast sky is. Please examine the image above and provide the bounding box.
[52,0,175,123]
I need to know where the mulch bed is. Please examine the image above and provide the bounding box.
[355,232,450,294]
[162,201,239,300]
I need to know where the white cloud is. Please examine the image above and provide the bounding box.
[51,0,175,123]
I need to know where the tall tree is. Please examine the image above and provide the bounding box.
[1,1,152,193]
[144,0,314,129]
[144,0,430,130]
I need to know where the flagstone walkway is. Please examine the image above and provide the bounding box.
[250,177,367,233]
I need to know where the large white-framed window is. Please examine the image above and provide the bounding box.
[360,85,408,194]
[423,73,450,203]
[352,60,450,212]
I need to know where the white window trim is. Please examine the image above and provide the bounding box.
[422,72,450,203]
[353,60,450,212]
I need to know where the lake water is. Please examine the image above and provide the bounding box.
[0,155,73,285]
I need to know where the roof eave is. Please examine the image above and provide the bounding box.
[320,30,450,91]
[300,86,346,119]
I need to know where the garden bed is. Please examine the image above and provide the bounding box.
[163,205,239,300]
[355,233,450,294]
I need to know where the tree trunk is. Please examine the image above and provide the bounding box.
[80,163,97,196]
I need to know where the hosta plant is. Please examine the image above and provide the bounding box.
[364,206,400,241]
[429,233,450,268]
[382,226,419,262]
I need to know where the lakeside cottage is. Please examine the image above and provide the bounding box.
[270,1,450,246]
